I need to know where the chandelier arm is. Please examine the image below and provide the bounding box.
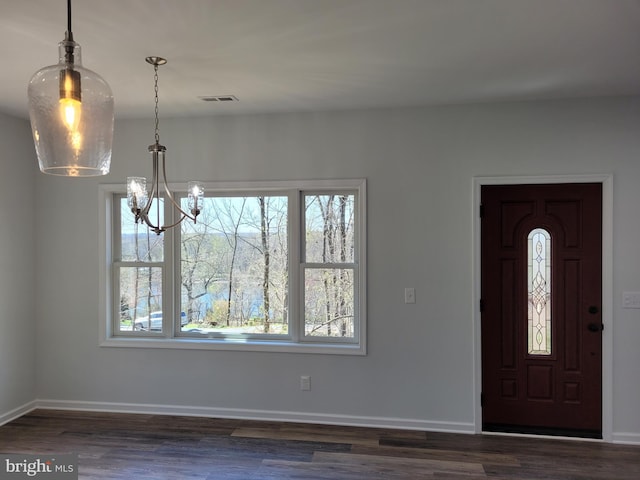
[139,148,160,219]
[159,151,198,223]
[154,149,162,227]
[132,147,162,233]
[139,212,163,235]
[162,185,197,223]
[156,213,189,232]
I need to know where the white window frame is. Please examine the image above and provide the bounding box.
[99,179,366,355]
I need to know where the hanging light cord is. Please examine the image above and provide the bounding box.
[67,0,72,37]
[64,0,75,64]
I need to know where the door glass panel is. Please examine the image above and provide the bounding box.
[528,228,551,355]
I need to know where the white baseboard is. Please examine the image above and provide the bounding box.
[7,399,638,445]
[0,400,37,427]
[612,432,640,445]
[34,399,474,434]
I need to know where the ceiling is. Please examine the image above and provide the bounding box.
[2,0,640,119]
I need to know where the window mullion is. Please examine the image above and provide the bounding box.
[302,262,357,269]
[165,192,176,337]
[289,189,302,342]
[114,261,165,268]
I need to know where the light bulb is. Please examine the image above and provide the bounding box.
[60,97,81,131]
[188,181,204,215]
[59,68,82,131]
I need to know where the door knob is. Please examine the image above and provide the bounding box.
[587,323,602,332]
[588,306,599,314]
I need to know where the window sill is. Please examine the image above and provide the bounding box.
[100,336,366,355]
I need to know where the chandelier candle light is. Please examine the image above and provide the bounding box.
[127,57,204,235]
[27,0,114,176]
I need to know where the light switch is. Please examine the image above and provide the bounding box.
[622,292,640,309]
[404,287,416,304]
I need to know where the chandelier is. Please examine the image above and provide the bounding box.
[127,57,204,235]
[27,0,114,176]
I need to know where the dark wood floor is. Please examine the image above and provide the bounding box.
[1,410,639,479]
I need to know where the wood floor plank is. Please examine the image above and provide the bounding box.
[260,458,448,480]
[350,444,520,466]
[231,426,380,447]
[313,451,486,475]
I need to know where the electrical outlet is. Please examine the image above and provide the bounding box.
[300,375,311,391]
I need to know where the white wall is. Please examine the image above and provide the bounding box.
[33,96,640,440]
[0,112,37,423]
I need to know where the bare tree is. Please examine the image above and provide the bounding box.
[259,196,271,333]
[181,226,218,324]
[212,198,247,326]
[338,194,348,336]
[319,195,336,335]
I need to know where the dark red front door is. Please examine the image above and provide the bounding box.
[481,183,602,437]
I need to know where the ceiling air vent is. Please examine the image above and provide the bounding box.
[199,95,239,102]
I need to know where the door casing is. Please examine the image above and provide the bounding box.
[472,174,613,441]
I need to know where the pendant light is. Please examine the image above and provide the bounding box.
[127,57,204,235]
[27,0,114,176]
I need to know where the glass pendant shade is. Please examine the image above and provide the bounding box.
[187,181,205,214]
[28,40,114,176]
[127,177,148,211]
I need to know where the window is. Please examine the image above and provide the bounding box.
[100,179,366,354]
[303,194,357,339]
[527,227,551,355]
